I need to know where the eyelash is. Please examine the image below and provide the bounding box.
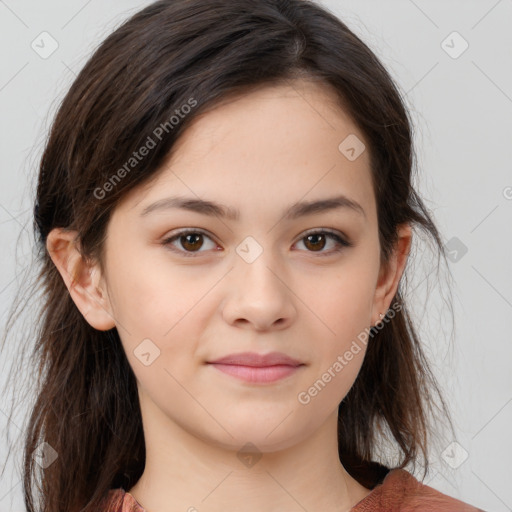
[161,228,353,258]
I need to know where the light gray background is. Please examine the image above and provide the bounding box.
[1,1,511,511]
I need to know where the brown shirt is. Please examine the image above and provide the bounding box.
[100,468,486,511]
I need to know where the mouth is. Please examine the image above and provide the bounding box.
[206,362,304,383]
[206,351,305,384]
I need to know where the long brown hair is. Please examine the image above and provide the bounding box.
[1,0,455,510]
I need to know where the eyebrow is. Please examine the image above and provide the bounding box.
[139,194,366,221]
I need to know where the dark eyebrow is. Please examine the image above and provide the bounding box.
[139,194,366,221]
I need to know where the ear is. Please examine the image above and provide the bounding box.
[371,223,412,325]
[46,227,116,331]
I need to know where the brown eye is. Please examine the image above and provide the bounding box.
[303,233,327,252]
[162,229,217,257]
[295,230,352,255]
[162,228,352,258]
[180,233,204,252]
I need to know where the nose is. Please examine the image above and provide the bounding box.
[221,249,297,331]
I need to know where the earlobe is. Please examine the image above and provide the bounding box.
[45,227,116,331]
[371,223,412,325]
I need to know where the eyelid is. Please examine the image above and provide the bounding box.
[161,227,352,257]
[161,228,219,254]
[300,227,351,243]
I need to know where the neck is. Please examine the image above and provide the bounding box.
[128,398,372,512]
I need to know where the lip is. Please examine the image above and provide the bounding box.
[207,351,303,367]
[206,351,305,384]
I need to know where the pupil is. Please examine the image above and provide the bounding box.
[306,234,325,251]
[179,233,328,253]
[183,234,202,251]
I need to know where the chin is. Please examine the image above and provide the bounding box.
[204,422,307,455]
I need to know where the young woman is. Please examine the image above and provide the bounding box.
[1,0,485,511]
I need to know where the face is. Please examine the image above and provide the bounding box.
[50,80,409,454]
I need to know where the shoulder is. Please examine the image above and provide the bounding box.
[98,487,146,512]
[351,468,486,511]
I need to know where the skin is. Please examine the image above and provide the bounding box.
[47,79,412,512]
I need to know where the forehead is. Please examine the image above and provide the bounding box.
[119,79,375,224]
[169,79,361,163]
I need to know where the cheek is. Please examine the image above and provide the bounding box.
[297,337,367,421]
[300,265,375,389]
[107,247,192,331]
[303,266,376,339]
[105,261,179,358]
[107,255,217,375]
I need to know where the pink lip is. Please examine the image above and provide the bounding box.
[206,351,305,383]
